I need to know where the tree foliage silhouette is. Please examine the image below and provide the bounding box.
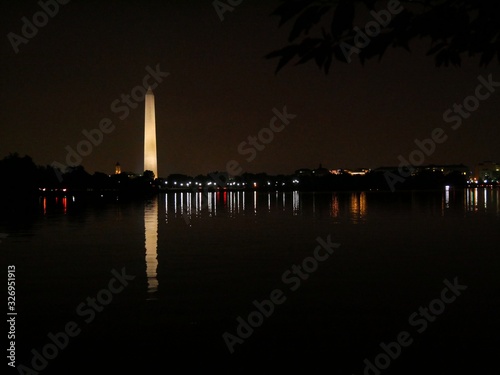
[267,0,500,74]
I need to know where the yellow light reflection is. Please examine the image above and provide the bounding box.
[349,192,367,223]
[330,194,339,218]
[145,197,158,296]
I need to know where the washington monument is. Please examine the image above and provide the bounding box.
[144,87,158,178]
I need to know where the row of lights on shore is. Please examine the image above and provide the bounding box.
[467,178,498,184]
[167,180,301,188]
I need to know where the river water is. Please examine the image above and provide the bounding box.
[3,188,499,374]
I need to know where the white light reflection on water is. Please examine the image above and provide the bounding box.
[254,191,257,215]
[464,187,498,214]
[158,188,498,223]
[292,191,300,216]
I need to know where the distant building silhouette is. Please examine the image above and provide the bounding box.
[421,164,469,176]
[344,168,370,176]
[295,168,313,176]
[373,164,470,177]
[313,164,330,177]
[474,161,500,182]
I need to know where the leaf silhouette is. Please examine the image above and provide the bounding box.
[267,0,500,73]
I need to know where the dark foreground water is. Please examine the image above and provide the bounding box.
[3,188,500,374]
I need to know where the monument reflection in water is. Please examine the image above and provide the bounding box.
[144,197,159,297]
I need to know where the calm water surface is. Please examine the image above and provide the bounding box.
[3,188,499,374]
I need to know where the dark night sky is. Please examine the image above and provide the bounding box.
[1,0,500,178]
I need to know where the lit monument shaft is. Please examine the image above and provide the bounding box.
[144,87,158,178]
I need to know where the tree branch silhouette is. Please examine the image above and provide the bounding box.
[267,0,500,74]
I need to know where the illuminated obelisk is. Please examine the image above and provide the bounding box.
[144,87,158,178]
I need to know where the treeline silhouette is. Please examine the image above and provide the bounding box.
[0,153,470,200]
[0,153,156,200]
